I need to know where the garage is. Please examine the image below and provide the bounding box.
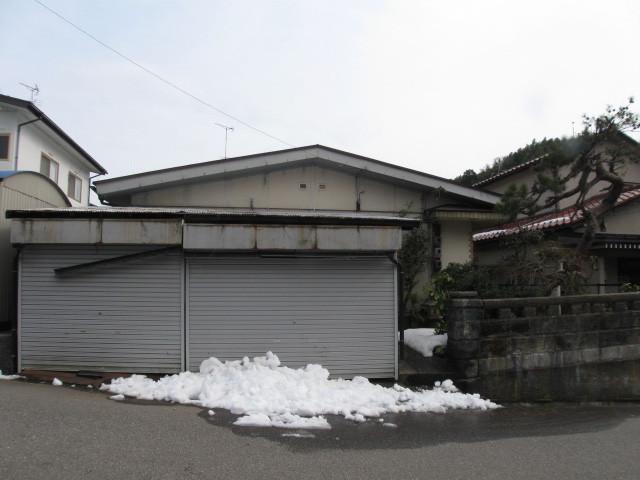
[19,245,183,373]
[186,255,396,378]
[9,208,413,378]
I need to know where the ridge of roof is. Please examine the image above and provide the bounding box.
[473,131,640,189]
[472,154,548,188]
[0,94,107,175]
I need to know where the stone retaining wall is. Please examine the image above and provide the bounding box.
[447,292,640,401]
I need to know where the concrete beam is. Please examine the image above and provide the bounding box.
[183,224,402,251]
[11,218,182,245]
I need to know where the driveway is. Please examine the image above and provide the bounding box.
[1,380,639,480]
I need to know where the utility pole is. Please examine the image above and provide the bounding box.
[215,123,234,159]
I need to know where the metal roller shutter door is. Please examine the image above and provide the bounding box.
[19,245,183,373]
[186,256,396,378]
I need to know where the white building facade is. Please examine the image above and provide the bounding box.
[0,94,107,205]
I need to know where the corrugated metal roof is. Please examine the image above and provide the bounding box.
[6,206,419,225]
[473,187,640,241]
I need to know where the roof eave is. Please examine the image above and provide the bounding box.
[0,94,107,175]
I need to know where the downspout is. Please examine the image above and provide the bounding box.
[387,253,405,360]
[14,117,42,170]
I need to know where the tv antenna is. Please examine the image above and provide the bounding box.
[215,123,234,159]
[19,82,40,103]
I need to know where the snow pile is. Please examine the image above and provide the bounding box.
[0,370,23,380]
[109,394,125,401]
[404,328,448,357]
[101,352,498,429]
[52,378,63,386]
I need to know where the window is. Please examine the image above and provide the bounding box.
[0,134,9,161]
[299,183,307,189]
[40,154,59,182]
[67,173,82,201]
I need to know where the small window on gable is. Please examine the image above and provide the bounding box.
[40,154,59,182]
[299,183,307,190]
[0,134,9,161]
[68,172,82,202]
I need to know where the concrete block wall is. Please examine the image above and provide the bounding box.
[447,292,640,401]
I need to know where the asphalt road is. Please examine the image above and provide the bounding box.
[1,380,639,480]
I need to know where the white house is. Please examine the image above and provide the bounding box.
[0,94,107,205]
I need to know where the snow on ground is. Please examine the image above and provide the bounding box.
[52,378,63,386]
[281,432,316,438]
[100,352,498,429]
[404,328,448,357]
[0,370,23,380]
[234,413,331,429]
[109,394,125,401]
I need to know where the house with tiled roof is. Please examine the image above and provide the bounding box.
[472,133,640,293]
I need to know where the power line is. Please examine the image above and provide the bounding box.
[32,0,294,148]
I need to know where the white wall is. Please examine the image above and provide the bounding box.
[17,118,91,206]
[440,221,472,267]
[130,164,427,213]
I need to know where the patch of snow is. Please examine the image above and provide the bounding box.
[207,409,215,416]
[87,385,94,389]
[281,432,316,438]
[101,352,498,429]
[234,413,331,429]
[0,370,23,380]
[404,328,448,357]
[382,423,398,428]
[109,394,125,401]
[52,378,63,386]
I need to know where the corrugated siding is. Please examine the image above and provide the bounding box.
[19,245,183,373]
[186,256,396,378]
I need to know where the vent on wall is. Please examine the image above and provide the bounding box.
[299,183,307,189]
[319,184,326,190]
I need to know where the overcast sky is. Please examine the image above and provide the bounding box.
[2,0,640,186]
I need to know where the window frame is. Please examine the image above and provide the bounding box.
[67,172,82,202]
[0,133,10,161]
[40,153,59,183]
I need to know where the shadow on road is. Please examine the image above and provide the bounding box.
[211,403,640,452]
